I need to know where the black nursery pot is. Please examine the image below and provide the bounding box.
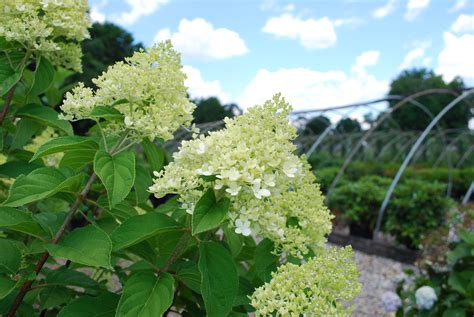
[349,222,373,239]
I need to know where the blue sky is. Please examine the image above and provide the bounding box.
[88,0,474,111]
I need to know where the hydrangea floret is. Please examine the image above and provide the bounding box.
[150,94,333,256]
[250,246,361,316]
[415,286,437,310]
[23,127,63,167]
[381,291,402,312]
[60,41,196,141]
[0,0,91,71]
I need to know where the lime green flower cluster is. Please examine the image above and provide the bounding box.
[240,172,333,256]
[24,127,63,167]
[251,246,361,317]
[0,0,91,72]
[150,94,332,256]
[60,41,195,141]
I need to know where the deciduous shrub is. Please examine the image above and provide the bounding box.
[329,176,453,248]
[386,179,453,249]
[0,1,360,316]
[396,211,474,316]
[328,176,390,238]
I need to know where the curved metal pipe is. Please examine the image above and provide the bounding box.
[373,89,474,239]
[433,130,473,167]
[456,145,474,168]
[326,89,457,198]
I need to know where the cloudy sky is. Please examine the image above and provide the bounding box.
[89,0,474,111]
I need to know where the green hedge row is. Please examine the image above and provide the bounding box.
[325,175,454,249]
[314,162,473,198]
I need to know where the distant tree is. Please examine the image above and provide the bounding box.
[68,22,143,87]
[303,115,331,135]
[335,118,361,134]
[193,97,242,124]
[388,68,471,130]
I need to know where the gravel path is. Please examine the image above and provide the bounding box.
[351,249,414,317]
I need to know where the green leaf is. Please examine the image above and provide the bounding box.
[0,239,21,274]
[29,56,54,95]
[35,211,66,237]
[154,196,182,214]
[16,104,73,135]
[132,164,152,204]
[442,308,467,317]
[47,225,112,269]
[89,106,124,120]
[111,212,180,251]
[176,263,201,294]
[94,150,135,208]
[153,231,188,267]
[254,239,278,283]
[234,277,253,307]
[448,271,472,295]
[2,167,84,207]
[223,225,243,257]
[0,206,48,239]
[0,276,17,300]
[45,267,99,289]
[10,118,42,150]
[458,229,474,245]
[105,202,138,221]
[0,70,21,97]
[198,241,238,317]
[0,160,42,178]
[40,286,73,309]
[448,244,471,264]
[116,271,174,317]
[192,189,230,235]
[58,292,119,317]
[30,136,98,162]
[59,148,97,172]
[141,139,164,173]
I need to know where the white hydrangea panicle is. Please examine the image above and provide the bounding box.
[243,169,334,256]
[250,246,361,316]
[150,94,333,256]
[60,41,196,141]
[0,0,91,71]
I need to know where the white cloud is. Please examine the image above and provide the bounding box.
[450,0,468,12]
[260,0,295,12]
[239,51,388,110]
[436,32,474,83]
[399,41,431,69]
[451,14,474,33]
[353,50,380,70]
[422,56,432,66]
[90,5,106,23]
[155,18,248,60]
[399,48,424,69]
[113,0,168,26]
[404,0,430,21]
[373,0,396,19]
[182,65,229,103]
[262,13,337,49]
[333,17,364,27]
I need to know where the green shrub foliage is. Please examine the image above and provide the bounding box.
[329,176,453,248]
[0,2,361,316]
